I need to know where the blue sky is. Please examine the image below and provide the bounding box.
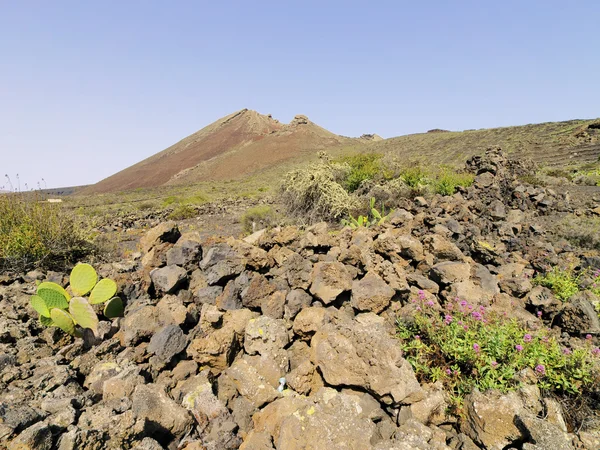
[1,1,599,189]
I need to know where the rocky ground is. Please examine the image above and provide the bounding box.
[1,149,600,450]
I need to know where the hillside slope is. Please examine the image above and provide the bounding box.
[86,109,355,194]
[364,119,600,167]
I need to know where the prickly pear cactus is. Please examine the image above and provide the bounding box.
[70,263,98,296]
[29,263,124,338]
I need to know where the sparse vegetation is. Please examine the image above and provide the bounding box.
[534,266,580,301]
[555,215,600,250]
[433,169,474,195]
[398,294,600,414]
[0,193,89,271]
[241,205,278,234]
[167,204,197,220]
[341,197,391,229]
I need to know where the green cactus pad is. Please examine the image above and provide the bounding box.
[70,263,98,296]
[39,315,54,327]
[51,308,75,335]
[69,297,98,333]
[37,281,71,301]
[103,297,124,318]
[89,279,117,304]
[31,295,50,317]
[37,288,69,310]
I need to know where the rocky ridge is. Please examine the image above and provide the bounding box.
[1,149,599,449]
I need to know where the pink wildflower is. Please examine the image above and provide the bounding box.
[562,348,572,355]
[418,290,426,300]
[515,344,524,352]
[426,300,435,307]
[592,347,600,356]
[585,334,592,340]
[523,334,532,343]
[491,361,498,368]
[473,343,480,353]
[444,314,453,325]
[535,364,546,375]
[537,311,543,318]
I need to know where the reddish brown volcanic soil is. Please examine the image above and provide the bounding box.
[85,109,354,194]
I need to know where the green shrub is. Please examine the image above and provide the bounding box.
[0,194,88,270]
[280,161,356,223]
[241,205,278,234]
[162,196,178,207]
[433,169,475,195]
[534,266,580,301]
[398,295,600,415]
[167,204,197,220]
[334,153,382,192]
[400,166,430,189]
[30,263,123,336]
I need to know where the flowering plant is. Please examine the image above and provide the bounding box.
[397,295,600,412]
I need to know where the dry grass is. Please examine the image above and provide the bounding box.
[0,193,91,271]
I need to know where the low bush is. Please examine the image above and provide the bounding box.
[241,205,278,234]
[400,166,430,189]
[534,266,580,301]
[0,193,89,271]
[280,161,356,223]
[433,169,474,195]
[333,153,382,192]
[398,295,600,415]
[167,204,197,220]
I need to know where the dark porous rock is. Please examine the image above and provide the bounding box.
[284,289,313,319]
[200,243,245,285]
[166,237,202,267]
[194,285,223,305]
[148,325,188,364]
[150,265,188,295]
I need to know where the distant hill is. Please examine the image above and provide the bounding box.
[85,112,600,194]
[85,109,357,194]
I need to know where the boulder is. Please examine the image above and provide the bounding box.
[148,325,188,364]
[309,262,352,304]
[556,292,600,335]
[200,243,245,285]
[140,222,180,253]
[351,271,395,313]
[225,359,280,408]
[462,389,526,449]
[150,265,188,294]
[311,313,422,405]
[430,261,471,285]
[132,384,193,441]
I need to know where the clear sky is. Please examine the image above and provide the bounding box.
[1,1,599,189]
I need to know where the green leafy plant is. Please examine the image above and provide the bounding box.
[341,198,391,229]
[433,169,474,195]
[397,294,600,414]
[534,266,580,302]
[400,166,430,189]
[30,263,124,336]
[333,153,383,192]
